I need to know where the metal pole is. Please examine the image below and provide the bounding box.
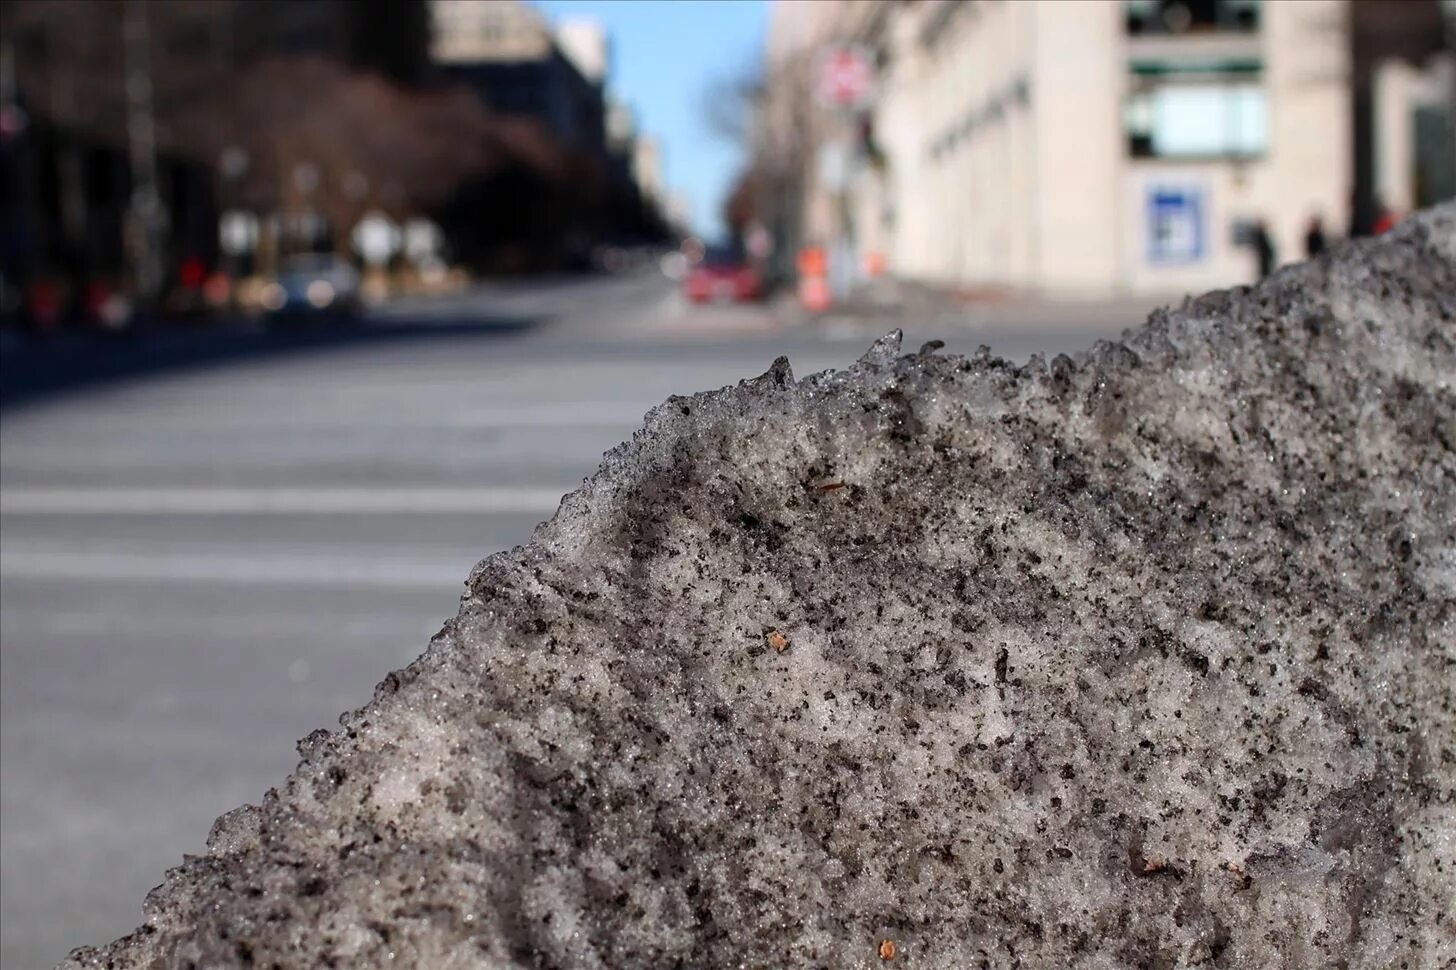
[0,40,20,310]
[831,105,857,302]
[124,0,164,304]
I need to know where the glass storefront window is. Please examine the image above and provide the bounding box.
[1127,76,1267,159]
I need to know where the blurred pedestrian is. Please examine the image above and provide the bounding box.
[1304,215,1327,258]
[1252,219,1276,279]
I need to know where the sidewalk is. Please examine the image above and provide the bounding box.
[774,275,1182,337]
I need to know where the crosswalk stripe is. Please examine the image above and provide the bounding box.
[0,486,571,515]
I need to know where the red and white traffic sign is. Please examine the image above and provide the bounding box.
[816,47,874,108]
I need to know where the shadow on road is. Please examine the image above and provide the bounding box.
[0,313,541,412]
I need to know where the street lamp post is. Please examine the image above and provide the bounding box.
[123,0,164,306]
[815,45,876,303]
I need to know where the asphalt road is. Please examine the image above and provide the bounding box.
[0,271,1149,968]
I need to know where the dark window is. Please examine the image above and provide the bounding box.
[1126,0,1260,35]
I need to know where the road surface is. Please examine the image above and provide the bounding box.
[0,271,1153,967]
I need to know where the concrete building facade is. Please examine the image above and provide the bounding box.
[429,0,605,157]
[633,136,665,209]
[426,0,668,261]
[1374,52,1456,213]
[761,0,1449,298]
[556,18,610,87]
[430,0,553,64]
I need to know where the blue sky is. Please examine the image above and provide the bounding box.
[533,0,768,237]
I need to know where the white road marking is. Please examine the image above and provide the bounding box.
[451,403,647,427]
[0,486,572,516]
[0,403,650,433]
[824,319,872,341]
[0,546,472,587]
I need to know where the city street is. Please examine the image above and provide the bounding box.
[0,270,1151,967]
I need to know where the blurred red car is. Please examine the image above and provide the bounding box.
[684,247,760,303]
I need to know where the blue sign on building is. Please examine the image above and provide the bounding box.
[1146,185,1206,265]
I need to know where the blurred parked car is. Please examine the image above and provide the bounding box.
[22,278,67,332]
[659,250,690,281]
[261,253,361,322]
[6,275,134,335]
[684,246,760,304]
[82,278,135,331]
[161,256,212,322]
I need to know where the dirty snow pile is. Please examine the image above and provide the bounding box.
[67,206,1454,969]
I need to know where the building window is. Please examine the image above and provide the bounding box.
[1127,59,1266,159]
[1413,106,1456,207]
[1127,82,1266,158]
[1126,0,1259,35]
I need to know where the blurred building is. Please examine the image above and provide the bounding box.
[666,192,694,237]
[1375,55,1456,213]
[1352,0,1455,232]
[556,18,611,86]
[633,136,666,211]
[606,97,635,150]
[603,96,664,213]
[430,0,606,157]
[428,0,668,261]
[597,95,663,247]
[0,0,434,311]
[758,0,1454,298]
